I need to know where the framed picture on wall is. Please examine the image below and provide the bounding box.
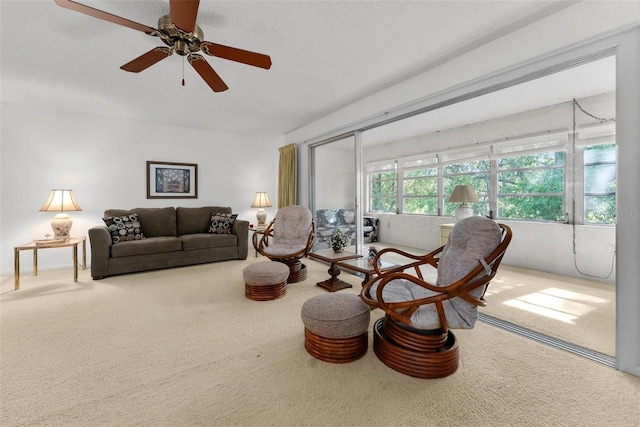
[146,161,198,199]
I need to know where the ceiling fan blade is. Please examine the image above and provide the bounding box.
[121,48,172,73]
[170,0,200,33]
[188,54,228,92]
[201,42,272,69]
[53,0,156,34]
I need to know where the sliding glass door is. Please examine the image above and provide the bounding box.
[359,53,617,361]
[310,134,360,253]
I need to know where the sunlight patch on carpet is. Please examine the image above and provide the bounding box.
[502,286,610,324]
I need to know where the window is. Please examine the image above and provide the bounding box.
[368,161,397,213]
[443,160,490,217]
[583,143,616,224]
[403,168,438,214]
[365,131,615,225]
[497,151,565,222]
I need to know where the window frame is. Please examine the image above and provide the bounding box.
[366,133,616,225]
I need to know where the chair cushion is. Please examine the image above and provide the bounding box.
[437,216,502,291]
[272,205,313,246]
[262,244,308,257]
[370,216,502,330]
[425,216,501,329]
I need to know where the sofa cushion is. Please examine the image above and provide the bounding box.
[104,207,177,237]
[363,217,379,227]
[209,213,237,234]
[339,209,355,224]
[316,209,338,227]
[177,206,232,235]
[180,233,237,251]
[110,236,182,258]
[103,214,145,244]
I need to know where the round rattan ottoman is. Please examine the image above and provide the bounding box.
[243,261,290,301]
[301,293,370,363]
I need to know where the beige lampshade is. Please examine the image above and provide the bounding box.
[251,192,272,208]
[448,185,479,204]
[251,192,272,229]
[39,189,82,240]
[448,185,478,222]
[39,189,82,212]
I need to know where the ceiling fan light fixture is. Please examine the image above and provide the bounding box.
[174,40,188,56]
[157,15,203,55]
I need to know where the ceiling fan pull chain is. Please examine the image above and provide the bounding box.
[182,56,186,86]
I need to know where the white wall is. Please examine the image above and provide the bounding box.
[374,214,616,283]
[313,138,356,210]
[0,102,282,275]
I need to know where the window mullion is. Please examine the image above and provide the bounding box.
[397,170,403,214]
[574,145,585,224]
[566,134,577,224]
[437,165,444,216]
[490,158,498,219]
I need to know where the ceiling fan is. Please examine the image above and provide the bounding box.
[53,0,272,92]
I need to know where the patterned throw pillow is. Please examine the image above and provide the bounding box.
[103,214,145,244]
[209,212,238,234]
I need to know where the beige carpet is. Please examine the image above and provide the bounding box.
[1,257,638,427]
[369,243,616,357]
[482,265,615,356]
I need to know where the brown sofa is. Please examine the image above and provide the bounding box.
[89,206,248,279]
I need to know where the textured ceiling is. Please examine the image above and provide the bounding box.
[1,0,572,137]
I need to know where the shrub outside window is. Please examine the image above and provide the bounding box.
[369,171,397,213]
[403,168,438,214]
[584,143,616,224]
[443,160,490,217]
[497,151,565,222]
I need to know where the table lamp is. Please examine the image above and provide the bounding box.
[39,189,82,239]
[251,192,272,229]
[448,185,478,222]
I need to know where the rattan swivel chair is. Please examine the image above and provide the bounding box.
[361,216,512,378]
[254,205,315,283]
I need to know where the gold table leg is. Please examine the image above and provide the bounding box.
[14,248,20,291]
[81,239,87,270]
[73,244,78,282]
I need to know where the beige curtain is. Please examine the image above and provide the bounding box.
[278,144,297,208]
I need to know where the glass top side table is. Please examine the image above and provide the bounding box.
[13,236,87,290]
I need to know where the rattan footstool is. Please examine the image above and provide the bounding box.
[301,293,370,363]
[243,261,290,301]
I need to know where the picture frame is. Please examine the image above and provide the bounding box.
[146,161,198,199]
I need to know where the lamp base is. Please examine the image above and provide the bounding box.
[454,204,474,222]
[256,209,268,229]
[51,213,72,240]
